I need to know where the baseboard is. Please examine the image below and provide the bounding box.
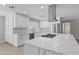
[4,41,15,47]
[0,41,5,43]
[18,44,24,47]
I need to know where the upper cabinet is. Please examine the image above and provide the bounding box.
[16,13,26,27]
[12,12,40,32]
[14,13,29,28]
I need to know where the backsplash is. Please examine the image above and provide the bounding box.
[40,28,50,35]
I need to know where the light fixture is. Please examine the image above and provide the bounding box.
[41,6,44,9]
[35,16,38,18]
[2,4,6,6]
[24,11,27,14]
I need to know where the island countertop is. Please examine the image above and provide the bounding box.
[24,34,79,55]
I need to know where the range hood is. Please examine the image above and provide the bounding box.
[49,4,57,22]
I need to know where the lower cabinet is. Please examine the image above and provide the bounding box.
[24,44,39,55]
[13,32,40,47]
[24,44,62,55]
[13,34,18,47]
[13,33,29,47]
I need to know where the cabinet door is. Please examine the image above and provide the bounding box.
[46,51,57,55]
[46,51,62,55]
[18,34,24,46]
[17,34,29,46]
[24,44,39,55]
[16,13,26,27]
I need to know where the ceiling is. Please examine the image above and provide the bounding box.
[0,4,79,20]
[56,4,79,20]
[0,4,50,20]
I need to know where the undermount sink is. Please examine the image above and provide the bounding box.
[13,27,26,34]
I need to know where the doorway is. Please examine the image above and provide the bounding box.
[0,16,5,42]
[62,23,70,34]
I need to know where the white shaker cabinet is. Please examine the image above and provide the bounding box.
[13,13,29,28]
[6,12,40,47]
[5,12,29,47]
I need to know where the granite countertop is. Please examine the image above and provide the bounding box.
[25,34,79,55]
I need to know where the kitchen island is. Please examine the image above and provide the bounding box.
[24,34,79,55]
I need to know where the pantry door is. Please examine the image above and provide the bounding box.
[63,23,70,34]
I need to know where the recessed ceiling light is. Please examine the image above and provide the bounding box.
[24,11,27,14]
[35,16,38,18]
[41,6,44,9]
[2,4,6,6]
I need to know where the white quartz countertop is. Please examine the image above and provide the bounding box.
[25,34,79,55]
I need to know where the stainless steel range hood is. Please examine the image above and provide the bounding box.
[49,4,57,22]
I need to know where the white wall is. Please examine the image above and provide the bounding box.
[70,20,79,39]
[61,19,79,39]
[56,4,79,39]
[56,4,79,20]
